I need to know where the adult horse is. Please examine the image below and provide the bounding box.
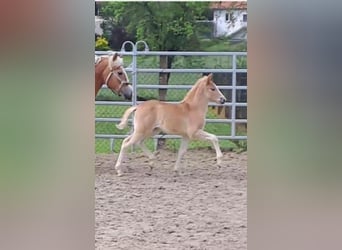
[114,73,227,176]
[95,52,132,100]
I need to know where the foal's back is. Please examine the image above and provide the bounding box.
[134,100,205,138]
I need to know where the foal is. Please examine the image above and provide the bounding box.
[115,73,227,176]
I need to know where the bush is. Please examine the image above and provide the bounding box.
[95,36,110,51]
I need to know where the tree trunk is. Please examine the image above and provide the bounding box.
[157,55,173,149]
[158,55,171,101]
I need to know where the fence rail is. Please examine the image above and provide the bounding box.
[95,46,247,153]
[96,51,247,56]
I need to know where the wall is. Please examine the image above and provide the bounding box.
[213,9,247,37]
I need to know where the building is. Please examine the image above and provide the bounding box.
[211,1,247,40]
[95,1,104,36]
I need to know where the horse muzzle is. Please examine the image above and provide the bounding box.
[121,84,133,100]
[219,97,226,104]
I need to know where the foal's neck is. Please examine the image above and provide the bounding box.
[182,85,209,114]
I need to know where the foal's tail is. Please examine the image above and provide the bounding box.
[116,106,137,130]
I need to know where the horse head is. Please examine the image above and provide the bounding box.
[204,73,226,104]
[95,52,132,100]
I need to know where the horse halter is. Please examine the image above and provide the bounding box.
[104,66,130,96]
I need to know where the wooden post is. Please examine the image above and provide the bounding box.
[157,55,172,149]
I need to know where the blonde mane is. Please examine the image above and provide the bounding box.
[95,55,101,64]
[94,52,123,68]
[107,52,123,70]
[182,75,207,102]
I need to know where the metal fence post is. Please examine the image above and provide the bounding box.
[231,54,237,137]
[120,40,149,107]
[120,40,149,152]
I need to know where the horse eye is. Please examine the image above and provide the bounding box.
[210,88,216,91]
[118,72,123,75]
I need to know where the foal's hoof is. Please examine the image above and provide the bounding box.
[148,160,154,169]
[116,170,124,177]
[217,158,224,168]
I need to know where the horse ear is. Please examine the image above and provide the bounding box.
[207,73,213,84]
[113,52,118,61]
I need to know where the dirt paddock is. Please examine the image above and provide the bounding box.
[95,149,247,250]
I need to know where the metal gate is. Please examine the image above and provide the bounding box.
[95,41,247,153]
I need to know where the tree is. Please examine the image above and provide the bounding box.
[101,1,209,147]
[100,1,209,95]
[99,3,136,50]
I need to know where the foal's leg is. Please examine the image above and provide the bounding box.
[174,138,189,173]
[194,130,223,166]
[137,140,155,170]
[115,133,145,176]
[114,135,132,176]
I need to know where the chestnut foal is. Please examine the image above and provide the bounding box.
[115,73,226,176]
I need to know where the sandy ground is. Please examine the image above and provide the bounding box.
[95,149,247,250]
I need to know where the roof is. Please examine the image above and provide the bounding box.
[210,1,247,10]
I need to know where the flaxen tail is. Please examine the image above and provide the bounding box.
[116,106,137,130]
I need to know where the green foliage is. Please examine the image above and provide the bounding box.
[95,36,110,51]
[231,140,248,153]
[200,38,247,52]
[100,2,209,51]
[237,56,247,69]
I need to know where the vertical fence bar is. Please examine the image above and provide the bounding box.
[121,41,138,106]
[131,45,137,107]
[121,41,136,152]
[231,54,237,137]
[120,41,149,152]
[132,41,149,107]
